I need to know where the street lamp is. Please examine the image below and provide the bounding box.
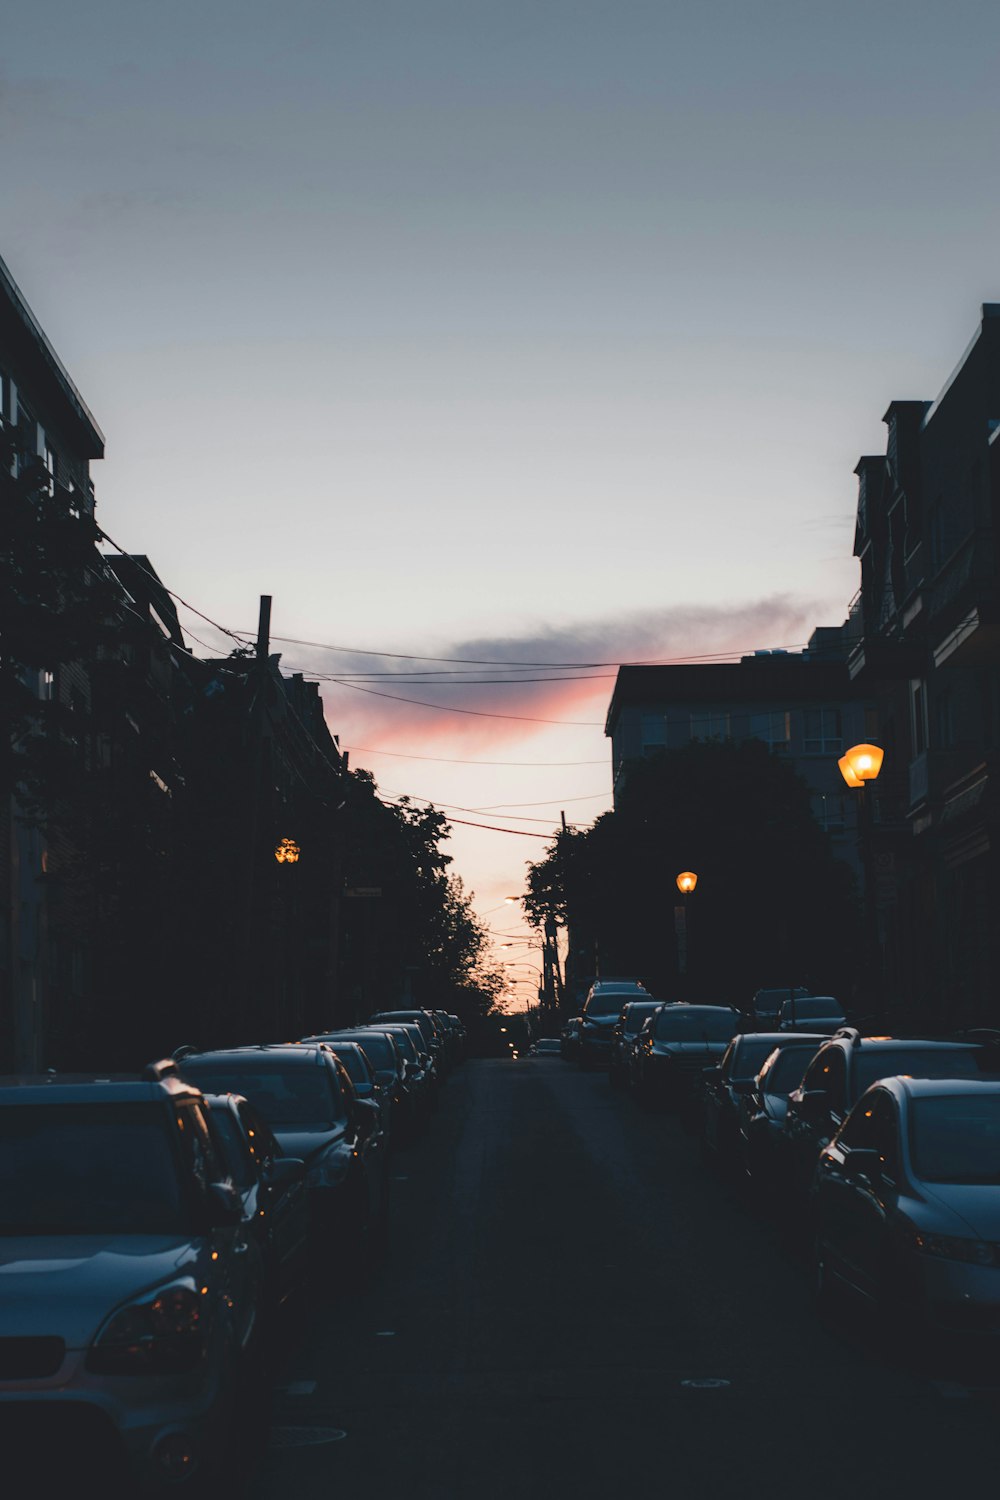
[674,870,697,978]
[838,743,884,1005]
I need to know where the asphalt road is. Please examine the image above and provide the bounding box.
[251,1058,1000,1500]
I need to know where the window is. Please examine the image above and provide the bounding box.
[840,1088,899,1177]
[802,707,841,755]
[691,711,730,741]
[802,1047,847,1117]
[812,793,846,831]
[935,690,954,749]
[911,680,928,756]
[174,1103,222,1191]
[209,1108,256,1189]
[641,714,667,755]
[749,710,790,747]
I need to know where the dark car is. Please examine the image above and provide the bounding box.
[177,1045,388,1267]
[527,1038,562,1056]
[814,1077,1000,1333]
[363,1023,435,1127]
[0,1069,266,1492]
[579,982,649,1069]
[305,1038,393,1139]
[777,1030,1000,1206]
[630,1004,742,1109]
[204,1092,309,1311]
[749,986,810,1029]
[608,1000,661,1088]
[738,1037,829,1196]
[778,994,846,1034]
[700,1032,828,1172]
[368,1010,446,1076]
[561,1017,582,1061]
[305,1029,413,1140]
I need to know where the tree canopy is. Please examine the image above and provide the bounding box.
[526,739,859,1007]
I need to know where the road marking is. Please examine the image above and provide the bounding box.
[680,1378,731,1390]
[281,1380,318,1397]
[269,1426,347,1449]
[375,1330,396,1337]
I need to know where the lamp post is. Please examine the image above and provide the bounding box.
[675,871,697,983]
[838,743,884,1007]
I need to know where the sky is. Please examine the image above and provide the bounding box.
[4,1,1000,1004]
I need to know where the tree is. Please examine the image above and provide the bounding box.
[526,739,858,1006]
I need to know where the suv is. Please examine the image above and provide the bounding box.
[579,980,649,1068]
[779,1030,1000,1203]
[0,1069,266,1490]
[608,1000,660,1087]
[176,1045,388,1266]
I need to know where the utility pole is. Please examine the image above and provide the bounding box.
[243,595,272,1037]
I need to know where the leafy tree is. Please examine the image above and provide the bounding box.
[527,739,859,1006]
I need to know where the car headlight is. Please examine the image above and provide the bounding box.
[912,1232,998,1266]
[88,1278,208,1374]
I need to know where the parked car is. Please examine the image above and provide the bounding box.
[203,1092,309,1312]
[368,1010,446,1076]
[305,1029,414,1140]
[561,1017,582,1061]
[0,1068,267,1492]
[700,1031,828,1172]
[629,1004,742,1109]
[778,994,846,1034]
[302,1038,393,1139]
[814,1077,1000,1335]
[608,1000,660,1087]
[738,1037,830,1196]
[749,986,810,1029]
[363,1023,435,1127]
[527,1038,562,1056]
[176,1045,388,1268]
[579,981,649,1069]
[778,1031,1000,1206]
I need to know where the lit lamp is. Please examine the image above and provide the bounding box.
[838,743,884,788]
[837,742,884,1004]
[674,871,697,978]
[274,837,301,864]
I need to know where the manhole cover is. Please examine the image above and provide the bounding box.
[269,1426,347,1449]
[680,1378,731,1390]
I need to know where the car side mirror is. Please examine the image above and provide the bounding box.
[262,1156,305,1188]
[795,1089,828,1121]
[352,1097,381,1131]
[207,1181,242,1226]
[731,1078,755,1095]
[842,1147,882,1180]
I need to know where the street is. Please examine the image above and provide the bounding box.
[254,1059,1000,1499]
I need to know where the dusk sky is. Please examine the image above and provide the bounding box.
[5,1,1000,999]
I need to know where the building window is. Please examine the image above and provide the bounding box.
[935,690,954,749]
[640,714,667,755]
[691,711,730,741]
[748,710,790,748]
[811,792,846,831]
[802,707,841,755]
[911,680,928,757]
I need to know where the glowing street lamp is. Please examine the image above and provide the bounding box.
[674,871,697,977]
[837,743,884,1001]
[274,837,301,864]
[676,871,698,895]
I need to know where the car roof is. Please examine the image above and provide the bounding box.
[178,1044,333,1067]
[737,1031,828,1045]
[0,1074,202,1105]
[654,1002,739,1013]
[882,1076,1000,1100]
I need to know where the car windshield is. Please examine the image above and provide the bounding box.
[764,1046,817,1095]
[181,1063,342,1127]
[348,1034,396,1071]
[0,1103,189,1236]
[654,1009,737,1043]
[625,1004,659,1034]
[732,1037,784,1080]
[328,1046,368,1085]
[587,992,635,1018]
[911,1095,1000,1183]
[856,1046,988,1095]
[782,997,844,1018]
[383,1030,419,1064]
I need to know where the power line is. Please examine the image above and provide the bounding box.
[243,632,810,669]
[342,745,609,767]
[326,678,603,727]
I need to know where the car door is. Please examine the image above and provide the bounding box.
[837,1090,901,1297]
[175,1100,263,1353]
[238,1100,309,1300]
[785,1046,847,1195]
